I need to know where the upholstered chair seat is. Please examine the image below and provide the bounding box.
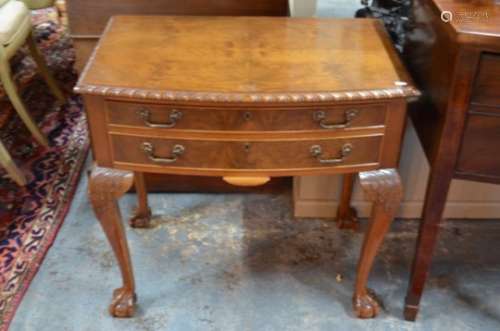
[0,0,31,46]
[21,0,55,10]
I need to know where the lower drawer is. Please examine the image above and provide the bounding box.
[456,114,500,178]
[471,53,500,107]
[110,134,382,173]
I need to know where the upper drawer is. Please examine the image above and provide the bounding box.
[106,101,386,132]
[471,53,500,107]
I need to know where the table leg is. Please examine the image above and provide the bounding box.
[353,169,402,318]
[404,168,453,321]
[336,173,358,230]
[88,165,137,317]
[129,172,152,228]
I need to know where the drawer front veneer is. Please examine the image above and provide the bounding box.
[110,134,382,172]
[471,53,500,108]
[456,113,500,179]
[106,101,386,132]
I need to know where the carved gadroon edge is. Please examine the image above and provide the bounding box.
[73,85,421,103]
[359,168,403,214]
[75,17,420,104]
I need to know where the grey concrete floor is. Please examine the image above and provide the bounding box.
[10,160,500,330]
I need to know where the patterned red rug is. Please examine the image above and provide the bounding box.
[0,15,89,331]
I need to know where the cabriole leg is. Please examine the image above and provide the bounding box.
[88,165,137,317]
[336,173,358,230]
[129,171,152,228]
[353,169,402,318]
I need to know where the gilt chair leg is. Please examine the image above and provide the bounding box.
[26,31,65,103]
[0,58,48,147]
[0,140,27,186]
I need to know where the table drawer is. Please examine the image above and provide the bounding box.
[471,53,500,108]
[456,114,500,178]
[110,134,382,171]
[106,101,386,132]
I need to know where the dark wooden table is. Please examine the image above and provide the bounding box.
[403,0,500,321]
[75,16,419,319]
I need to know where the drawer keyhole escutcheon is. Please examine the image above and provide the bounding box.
[313,109,359,129]
[244,142,251,152]
[310,143,353,164]
[244,112,252,121]
[142,142,185,163]
[138,108,183,128]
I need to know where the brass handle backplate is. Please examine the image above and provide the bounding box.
[142,142,185,164]
[313,109,359,129]
[310,143,353,164]
[138,108,183,128]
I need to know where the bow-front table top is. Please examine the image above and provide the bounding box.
[75,16,418,102]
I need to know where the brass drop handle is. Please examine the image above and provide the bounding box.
[310,143,353,164]
[313,109,359,129]
[138,108,182,128]
[142,142,185,163]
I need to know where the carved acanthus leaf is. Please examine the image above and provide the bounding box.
[359,168,403,213]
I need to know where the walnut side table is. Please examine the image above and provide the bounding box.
[75,16,419,319]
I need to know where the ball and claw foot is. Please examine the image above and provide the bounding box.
[337,207,359,230]
[353,291,380,318]
[109,287,137,317]
[129,208,152,228]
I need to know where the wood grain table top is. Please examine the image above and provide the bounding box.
[75,16,419,103]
